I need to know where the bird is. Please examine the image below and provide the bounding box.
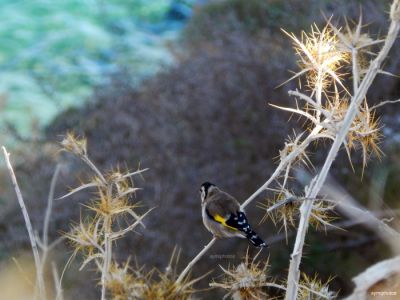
[200,182,268,248]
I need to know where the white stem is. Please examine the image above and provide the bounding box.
[176,237,216,284]
[52,261,64,300]
[101,216,112,300]
[241,125,322,209]
[352,48,359,93]
[43,164,61,247]
[2,147,46,300]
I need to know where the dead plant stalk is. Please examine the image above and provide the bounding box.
[2,146,46,300]
[285,2,400,298]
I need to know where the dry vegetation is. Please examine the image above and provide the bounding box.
[1,0,400,299]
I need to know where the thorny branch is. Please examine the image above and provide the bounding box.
[176,1,400,297]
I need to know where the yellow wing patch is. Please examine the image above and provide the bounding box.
[213,214,238,231]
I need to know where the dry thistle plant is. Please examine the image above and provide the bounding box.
[210,252,283,300]
[174,1,400,299]
[297,273,337,300]
[59,132,153,300]
[3,2,400,300]
[258,187,337,240]
[106,248,205,300]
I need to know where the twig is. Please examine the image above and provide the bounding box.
[43,164,61,247]
[101,216,112,300]
[176,237,217,284]
[2,146,46,300]
[52,261,64,300]
[370,98,400,110]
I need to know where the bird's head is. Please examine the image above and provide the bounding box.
[200,182,217,204]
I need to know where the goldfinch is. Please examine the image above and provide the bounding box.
[200,182,267,248]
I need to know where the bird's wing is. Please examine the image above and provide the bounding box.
[206,192,241,231]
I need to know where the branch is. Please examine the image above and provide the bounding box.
[288,89,332,119]
[43,164,61,247]
[269,103,320,125]
[176,237,217,284]
[370,99,400,111]
[176,127,324,282]
[241,125,323,209]
[2,146,46,300]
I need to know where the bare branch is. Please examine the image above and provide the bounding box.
[56,181,98,200]
[176,238,217,284]
[43,164,61,247]
[2,146,46,300]
[370,99,400,111]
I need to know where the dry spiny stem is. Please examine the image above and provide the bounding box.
[283,23,349,92]
[60,132,152,300]
[279,132,313,170]
[277,18,383,175]
[174,2,400,294]
[258,189,337,239]
[65,218,100,261]
[107,248,204,300]
[259,191,299,240]
[285,1,400,298]
[298,273,337,300]
[210,253,281,300]
[322,96,383,173]
[60,132,87,157]
[333,15,384,82]
[309,199,338,231]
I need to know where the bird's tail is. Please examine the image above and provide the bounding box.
[245,230,268,248]
[226,212,268,248]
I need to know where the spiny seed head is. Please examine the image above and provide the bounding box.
[280,133,313,169]
[110,249,201,300]
[322,96,383,174]
[337,20,375,52]
[325,95,349,123]
[347,105,383,174]
[309,200,338,231]
[107,261,135,300]
[259,192,299,239]
[61,132,87,157]
[87,186,134,217]
[284,23,348,90]
[211,254,272,300]
[65,219,99,257]
[298,273,337,300]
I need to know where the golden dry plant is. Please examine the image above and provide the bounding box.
[173,1,400,300]
[210,252,283,300]
[106,248,206,300]
[59,132,154,300]
[297,273,337,300]
[258,188,337,240]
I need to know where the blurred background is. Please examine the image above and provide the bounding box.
[0,0,399,299]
